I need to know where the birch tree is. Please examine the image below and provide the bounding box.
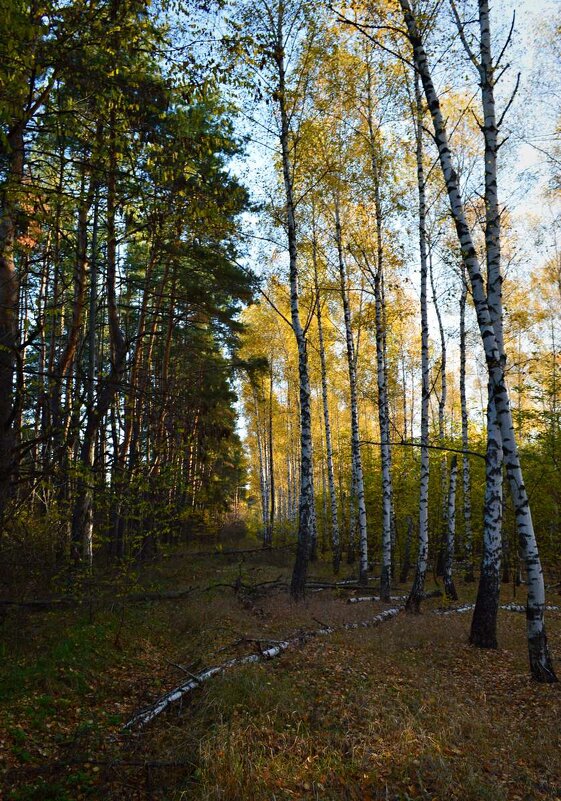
[312,218,341,572]
[406,74,431,613]
[398,0,557,681]
[335,201,369,585]
[459,263,475,581]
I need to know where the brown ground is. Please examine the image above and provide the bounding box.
[1,544,560,800]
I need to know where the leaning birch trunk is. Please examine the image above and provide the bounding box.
[444,456,459,601]
[406,73,430,613]
[467,0,505,647]
[459,265,475,581]
[399,0,557,680]
[313,230,341,572]
[335,201,368,585]
[471,380,503,646]
[273,12,315,600]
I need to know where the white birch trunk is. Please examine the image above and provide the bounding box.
[400,0,556,680]
[444,455,459,601]
[273,12,315,599]
[374,260,392,600]
[252,385,269,543]
[335,201,368,585]
[406,73,430,613]
[365,61,396,589]
[313,230,341,572]
[459,265,475,581]
[429,250,448,577]
[469,0,504,648]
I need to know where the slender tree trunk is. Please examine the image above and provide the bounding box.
[430,249,448,578]
[459,264,475,581]
[471,381,503,646]
[273,14,314,599]
[267,360,275,546]
[400,515,413,584]
[335,201,368,585]
[49,169,93,450]
[313,228,340,572]
[252,383,268,542]
[374,260,392,600]
[465,0,505,647]
[71,116,127,565]
[444,456,459,600]
[0,127,24,520]
[400,0,556,680]
[406,73,430,613]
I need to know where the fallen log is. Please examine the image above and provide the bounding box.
[348,595,407,604]
[124,607,401,730]
[435,602,561,616]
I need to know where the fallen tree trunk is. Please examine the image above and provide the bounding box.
[436,603,561,616]
[124,607,401,730]
[348,589,442,605]
[348,595,407,604]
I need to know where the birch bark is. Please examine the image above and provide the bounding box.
[272,8,315,599]
[406,73,430,613]
[429,250,448,578]
[459,264,475,581]
[444,456,459,601]
[399,0,556,680]
[468,0,504,648]
[313,228,341,572]
[374,257,392,600]
[335,201,369,585]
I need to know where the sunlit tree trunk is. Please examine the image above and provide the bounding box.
[429,249,448,577]
[374,256,392,600]
[313,226,340,572]
[71,117,127,566]
[266,360,275,546]
[400,0,556,680]
[406,73,430,613]
[469,0,505,648]
[335,201,368,585]
[444,456,459,600]
[273,9,315,599]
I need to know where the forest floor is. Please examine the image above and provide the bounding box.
[2,533,561,801]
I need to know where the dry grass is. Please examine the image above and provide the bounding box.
[2,546,561,800]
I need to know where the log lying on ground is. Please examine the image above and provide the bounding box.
[436,602,561,616]
[348,595,407,604]
[124,607,401,730]
[349,589,441,605]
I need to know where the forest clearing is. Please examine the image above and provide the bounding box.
[2,536,561,800]
[2,0,561,798]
